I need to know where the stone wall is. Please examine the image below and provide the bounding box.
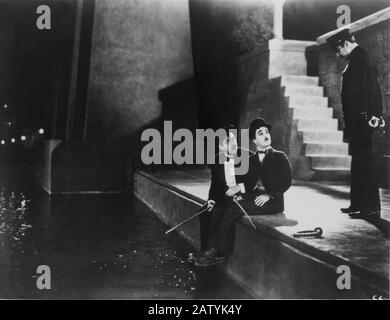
[283,0,390,41]
[188,0,276,130]
[36,0,195,193]
[236,39,317,154]
[317,10,390,186]
[86,0,194,146]
[236,44,270,132]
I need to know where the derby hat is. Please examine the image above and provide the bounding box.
[249,118,272,140]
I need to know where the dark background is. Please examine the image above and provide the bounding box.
[0,0,388,138]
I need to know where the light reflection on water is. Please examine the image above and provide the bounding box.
[0,188,31,244]
[0,186,251,299]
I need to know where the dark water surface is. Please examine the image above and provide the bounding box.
[0,185,251,299]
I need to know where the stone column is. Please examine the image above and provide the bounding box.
[273,0,285,40]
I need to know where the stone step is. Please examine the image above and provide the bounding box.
[297,118,338,131]
[284,85,324,97]
[301,130,344,144]
[292,107,333,119]
[281,75,319,87]
[310,168,350,182]
[134,170,389,297]
[309,155,351,170]
[289,95,328,109]
[305,143,349,156]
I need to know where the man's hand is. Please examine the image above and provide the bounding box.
[233,195,243,202]
[226,185,241,197]
[206,200,215,212]
[379,116,386,128]
[368,116,381,128]
[254,194,270,207]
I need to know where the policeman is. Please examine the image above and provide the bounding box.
[327,28,385,218]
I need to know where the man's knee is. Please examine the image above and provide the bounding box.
[247,200,283,215]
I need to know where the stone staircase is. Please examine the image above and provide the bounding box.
[239,39,350,181]
[281,75,351,181]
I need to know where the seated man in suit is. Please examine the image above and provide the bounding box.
[195,118,292,267]
[190,124,252,265]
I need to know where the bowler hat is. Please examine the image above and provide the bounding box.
[326,28,355,51]
[249,118,272,140]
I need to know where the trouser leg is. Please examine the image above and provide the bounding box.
[351,154,380,211]
[239,190,284,215]
[208,203,242,254]
[349,127,380,211]
[199,210,212,251]
[208,201,231,240]
[208,190,283,254]
[366,155,381,211]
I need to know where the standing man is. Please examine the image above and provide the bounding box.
[327,29,385,219]
[194,118,291,267]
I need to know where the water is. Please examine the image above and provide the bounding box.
[0,186,251,299]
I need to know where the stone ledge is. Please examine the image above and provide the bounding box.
[35,139,128,194]
[134,169,389,296]
[236,39,317,64]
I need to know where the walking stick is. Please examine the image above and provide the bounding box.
[233,195,257,230]
[165,205,209,235]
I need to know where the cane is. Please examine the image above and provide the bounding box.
[233,195,257,230]
[165,205,209,235]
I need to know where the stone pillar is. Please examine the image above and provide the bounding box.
[86,0,194,145]
[36,0,195,194]
[273,0,285,40]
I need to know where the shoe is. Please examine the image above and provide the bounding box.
[193,254,225,263]
[194,256,225,267]
[349,209,380,219]
[187,250,225,263]
[203,247,218,259]
[340,206,360,214]
[187,252,196,263]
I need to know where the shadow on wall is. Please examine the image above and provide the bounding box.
[85,0,194,147]
[127,77,203,187]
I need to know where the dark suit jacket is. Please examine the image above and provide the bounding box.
[241,148,292,211]
[341,46,383,136]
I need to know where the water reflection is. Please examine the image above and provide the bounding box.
[0,188,31,241]
[0,186,251,299]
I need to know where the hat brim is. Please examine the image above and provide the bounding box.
[259,124,272,131]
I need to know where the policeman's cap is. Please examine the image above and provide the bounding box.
[326,28,355,51]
